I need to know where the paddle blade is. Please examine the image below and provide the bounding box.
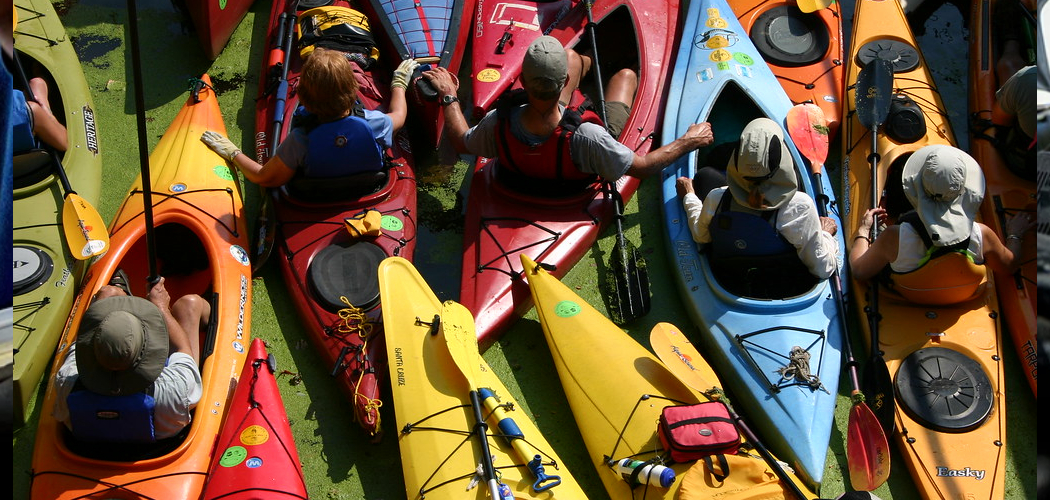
[440,300,485,391]
[649,322,721,394]
[786,103,830,174]
[62,193,109,259]
[855,58,894,131]
[605,241,651,324]
[862,355,897,437]
[796,0,834,13]
[846,399,891,491]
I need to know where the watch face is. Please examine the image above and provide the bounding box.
[442,95,457,105]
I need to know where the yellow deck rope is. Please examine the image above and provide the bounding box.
[337,296,382,435]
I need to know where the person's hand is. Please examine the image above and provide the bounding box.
[683,122,714,149]
[819,216,838,236]
[201,131,241,162]
[146,277,171,313]
[391,58,420,91]
[421,66,459,100]
[857,207,886,238]
[1004,212,1034,241]
[676,176,695,198]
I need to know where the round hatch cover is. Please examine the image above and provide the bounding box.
[895,347,994,432]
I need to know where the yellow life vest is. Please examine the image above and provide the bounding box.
[889,252,987,305]
[296,6,380,64]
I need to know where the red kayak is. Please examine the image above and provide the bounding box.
[185,0,256,60]
[201,338,307,499]
[461,0,678,347]
[253,0,418,438]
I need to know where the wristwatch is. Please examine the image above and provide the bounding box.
[440,94,459,107]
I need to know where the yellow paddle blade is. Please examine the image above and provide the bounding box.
[796,0,834,13]
[648,322,722,396]
[62,192,109,259]
[440,300,485,391]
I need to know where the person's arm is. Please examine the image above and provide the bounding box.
[625,122,713,179]
[422,66,470,153]
[676,176,714,244]
[849,207,898,281]
[386,59,418,132]
[981,213,1034,275]
[29,100,68,151]
[147,277,194,357]
[201,131,296,187]
[779,194,839,279]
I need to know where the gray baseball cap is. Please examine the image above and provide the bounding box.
[522,36,568,98]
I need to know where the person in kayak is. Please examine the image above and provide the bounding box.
[199,47,418,187]
[988,65,1038,178]
[674,118,840,292]
[9,71,68,153]
[849,145,1033,303]
[423,35,713,191]
[50,273,211,442]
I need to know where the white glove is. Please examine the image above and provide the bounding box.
[391,59,420,90]
[201,131,241,162]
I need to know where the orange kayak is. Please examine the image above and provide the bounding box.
[842,0,1006,498]
[730,0,845,137]
[30,75,253,500]
[968,0,1037,396]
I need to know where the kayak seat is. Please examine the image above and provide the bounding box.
[286,170,389,204]
[710,252,816,300]
[889,252,986,305]
[12,149,54,189]
[749,5,829,67]
[63,420,190,462]
[308,241,386,312]
[895,347,993,432]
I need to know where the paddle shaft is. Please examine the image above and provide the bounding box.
[470,390,505,499]
[127,0,159,283]
[269,9,298,157]
[583,0,607,124]
[478,388,560,492]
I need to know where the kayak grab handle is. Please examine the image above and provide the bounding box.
[477,388,562,492]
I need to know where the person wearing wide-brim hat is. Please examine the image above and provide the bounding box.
[675,117,840,280]
[849,144,1034,283]
[51,275,211,440]
[421,35,715,190]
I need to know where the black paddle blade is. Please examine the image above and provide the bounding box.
[855,58,894,130]
[862,351,897,437]
[604,242,651,325]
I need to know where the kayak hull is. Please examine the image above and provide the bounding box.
[461,0,678,347]
[30,76,253,500]
[968,0,1037,396]
[379,256,589,499]
[185,0,257,60]
[11,0,103,426]
[658,0,845,488]
[843,0,1007,498]
[254,0,419,438]
[201,338,307,500]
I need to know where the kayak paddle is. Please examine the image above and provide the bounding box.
[476,387,563,493]
[7,51,109,260]
[796,0,835,13]
[649,322,813,500]
[440,300,507,499]
[853,57,896,437]
[787,103,891,490]
[127,0,159,283]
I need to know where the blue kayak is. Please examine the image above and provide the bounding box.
[658,0,845,488]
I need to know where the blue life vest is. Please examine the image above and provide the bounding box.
[11,89,37,154]
[67,381,157,443]
[708,193,794,259]
[294,105,384,178]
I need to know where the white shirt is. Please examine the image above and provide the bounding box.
[890,221,984,273]
[53,345,203,440]
[681,187,839,279]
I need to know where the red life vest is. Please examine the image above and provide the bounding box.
[493,90,603,191]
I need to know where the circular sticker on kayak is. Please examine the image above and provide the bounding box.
[214,165,235,181]
[240,425,269,446]
[477,68,501,83]
[709,49,732,63]
[219,446,247,467]
[245,457,263,469]
[705,16,727,29]
[553,300,581,318]
[233,340,245,353]
[733,52,754,66]
[230,244,250,266]
[381,214,403,232]
[170,183,187,193]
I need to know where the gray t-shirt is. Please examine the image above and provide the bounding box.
[996,65,1036,139]
[53,345,203,440]
[463,105,635,181]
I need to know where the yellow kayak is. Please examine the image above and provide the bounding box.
[521,254,814,499]
[379,256,588,499]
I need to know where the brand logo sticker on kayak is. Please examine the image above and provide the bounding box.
[231,245,250,266]
[83,105,99,155]
[553,300,581,318]
[240,425,270,446]
[214,165,235,181]
[477,68,501,83]
[704,8,727,29]
[170,183,187,193]
[245,457,263,468]
[381,215,404,232]
[219,445,247,467]
[936,467,985,480]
